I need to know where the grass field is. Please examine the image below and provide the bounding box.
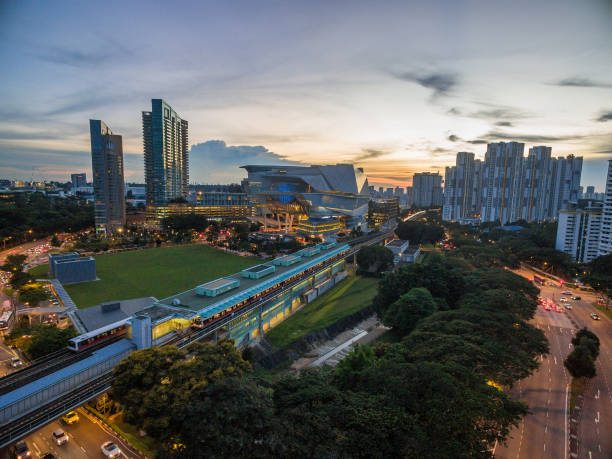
[266,274,379,348]
[30,244,259,308]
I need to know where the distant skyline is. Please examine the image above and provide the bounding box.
[1,0,611,189]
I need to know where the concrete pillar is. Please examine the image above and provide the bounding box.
[258,306,264,336]
[213,330,218,343]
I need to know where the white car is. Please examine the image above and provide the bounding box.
[52,429,68,446]
[560,297,567,302]
[101,441,121,458]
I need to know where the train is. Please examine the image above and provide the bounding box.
[194,245,350,329]
[67,319,129,352]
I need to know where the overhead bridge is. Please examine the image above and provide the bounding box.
[0,231,394,446]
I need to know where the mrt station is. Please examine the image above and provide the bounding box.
[129,241,350,349]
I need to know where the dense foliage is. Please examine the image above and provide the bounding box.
[564,328,600,379]
[356,245,394,275]
[0,192,93,244]
[395,220,445,245]
[5,326,77,360]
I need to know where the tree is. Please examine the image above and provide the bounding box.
[8,270,32,289]
[168,378,274,458]
[583,254,612,309]
[459,289,537,320]
[18,284,50,306]
[395,221,445,245]
[24,326,77,360]
[1,254,27,273]
[356,245,394,275]
[564,344,596,379]
[571,328,600,359]
[50,234,61,247]
[383,287,438,336]
[335,344,375,389]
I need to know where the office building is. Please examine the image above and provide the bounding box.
[90,120,125,234]
[143,99,189,207]
[442,152,483,222]
[147,192,253,224]
[480,142,525,224]
[598,159,612,257]
[71,173,86,188]
[368,198,400,226]
[556,201,603,263]
[241,164,370,236]
[412,172,443,208]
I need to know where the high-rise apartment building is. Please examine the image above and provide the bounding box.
[556,201,603,263]
[518,146,555,221]
[89,120,125,234]
[142,99,189,207]
[550,154,583,215]
[598,159,612,257]
[480,142,525,224]
[412,172,443,208]
[71,173,86,188]
[442,152,483,222]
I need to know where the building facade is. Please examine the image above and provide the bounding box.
[147,192,253,224]
[442,152,482,222]
[241,164,370,236]
[368,198,400,226]
[71,173,86,188]
[598,159,612,257]
[143,99,189,207]
[480,142,525,224]
[90,120,125,234]
[518,146,555,221]
[412,172,443,208]
[556,201,603,263]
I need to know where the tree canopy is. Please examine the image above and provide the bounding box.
[356,245,394,275]
[395,220,445,245]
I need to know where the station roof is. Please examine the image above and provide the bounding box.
[386,239,408,247]
[158,243,349,318]
[200,278,238,290]
[244,264,272,273]
[75,297,157,332]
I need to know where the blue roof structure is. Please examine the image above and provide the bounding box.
[159,244,350,318]
[0,339,134,410]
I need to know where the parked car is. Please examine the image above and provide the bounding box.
[10,441,31,459]
[9,357,23,368]
[572,296,581,300]
[52,429,68,446]
[565,304,572,310]
[590,313,600,320]
[61,411,79,424]
[101,441,122,458]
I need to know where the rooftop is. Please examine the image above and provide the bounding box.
[387,239,408,247]
[159,243,349,317]
[200,278,238,290]
[244,264,272,273]
[75,297,158,332]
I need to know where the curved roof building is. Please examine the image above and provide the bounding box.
[241,164,370,235]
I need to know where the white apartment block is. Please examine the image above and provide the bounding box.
[556,202,602,263]
[598,159,612,257]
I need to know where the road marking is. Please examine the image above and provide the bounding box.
[595,411,599,424]
[81,446,87,453]
[599,444,602,452]
[595,388,600,399]
[32,441,41,455]
[554,356,557,364]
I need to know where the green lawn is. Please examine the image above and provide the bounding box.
[30,244,259,308]
[266,275,379,348]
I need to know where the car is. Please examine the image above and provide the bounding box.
[565,304,572,310]
[9,357,23,368]
[11,441,31,459]
[52,428,68,445]
[572,296,581,300]
[562,291,572,295]
[560,297,567,302]
[590,313,600,320]
[101,441,122,458]
[61,411,79,424]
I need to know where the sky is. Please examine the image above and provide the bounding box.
[1,0,611,189]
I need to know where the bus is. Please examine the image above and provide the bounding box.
[0,310,14,331]
[533,275,545,286]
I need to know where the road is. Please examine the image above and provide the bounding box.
[0,408,143,458]
[496,268,612,459]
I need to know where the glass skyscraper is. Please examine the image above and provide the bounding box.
[89,120,125,234]
[142,99,189,207]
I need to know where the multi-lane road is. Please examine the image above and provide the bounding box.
[496,268,611,459]
[0,407,143,458]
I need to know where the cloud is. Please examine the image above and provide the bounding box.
[189,140,300,183]
[447,107,461,116]
[469,107,529,120]
[447,133,487,145]
[394,71,458,97]
[494,121,513,127]
[355,148,390,161]
[481,131,584,143]
[552,77,612,88]
[595,111,612,122]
